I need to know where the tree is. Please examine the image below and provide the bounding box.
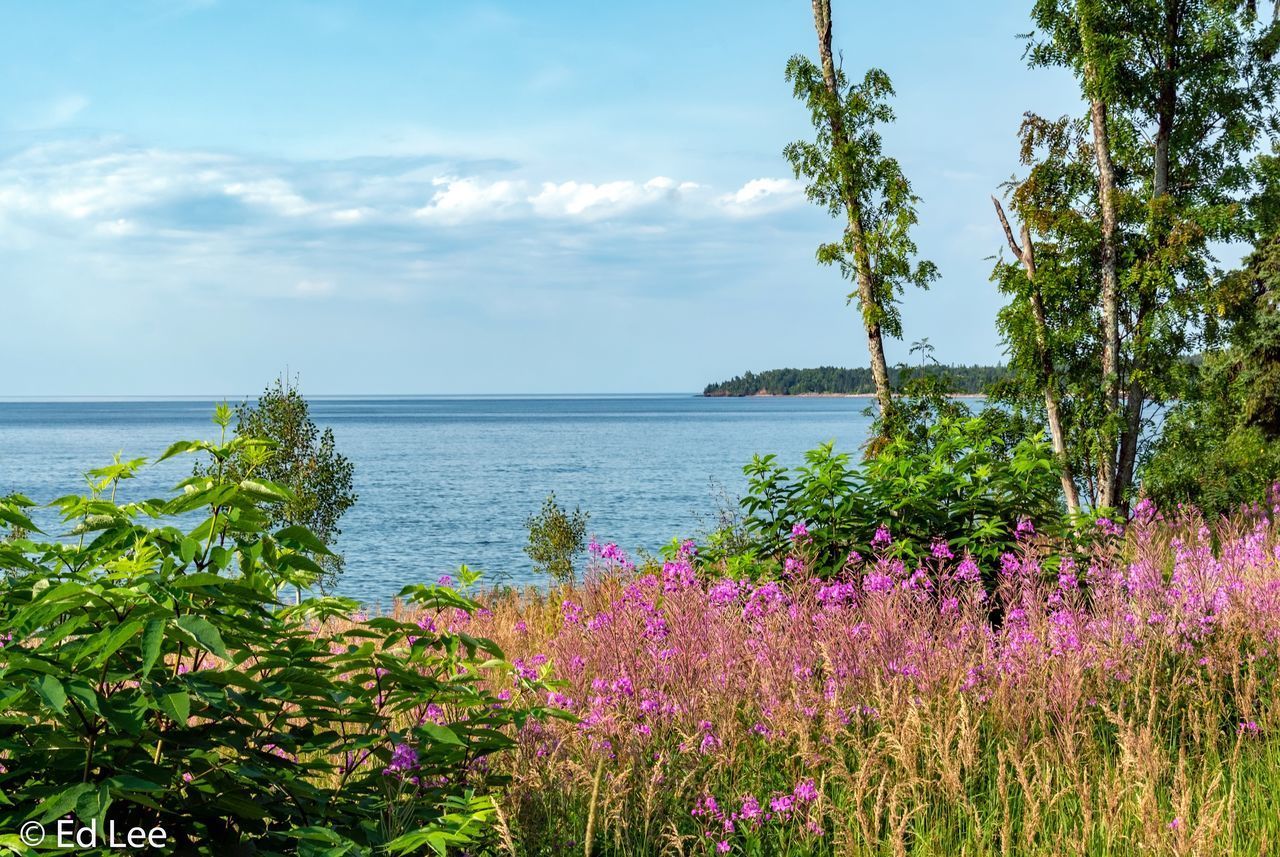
[201,377,356,589]
[1143,155,1280,514]
[524,493,588,583]
[784,0,937,426]
[994,0,1280,513]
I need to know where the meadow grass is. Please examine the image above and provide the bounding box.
[400,501,1280,855]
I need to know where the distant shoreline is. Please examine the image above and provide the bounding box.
[705,392,988,399]
[703,365,1007,398]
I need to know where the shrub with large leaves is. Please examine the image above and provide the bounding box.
[0,408,550,855]
[711,416,1064,579]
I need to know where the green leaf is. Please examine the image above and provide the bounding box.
[89,619,145,668]
[275,525,334,557]
[36,783,95,824]
[239,479,292,503]
[174,615,229,660]
[140,618,165,678]
[33,675,67,712]
[417,721,465,747]
[179,537,200,565]
[157,691,190,724]
[104,775,165,793]
[157,440,202,463]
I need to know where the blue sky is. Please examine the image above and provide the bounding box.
[1,0,1087,396]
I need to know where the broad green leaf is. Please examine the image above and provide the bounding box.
[33,675,67,712]
[157,691,190,724]
[274,525,334,556]
[417,721,465,747]
[140,618,165,678]
[174,615,229,660]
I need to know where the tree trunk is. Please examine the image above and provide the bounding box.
[810,0,894,420]
[1116,374,1144,503]
[1113,1,1179,509]
[993,197,1082,515]
[1090,93,1122,510]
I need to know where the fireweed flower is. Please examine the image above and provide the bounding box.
[692,794,721,819]
[662,558,697,591]
[793,778,818,803]
[1095,517,1124,537]
[863,567,894,594]
[953,554,981,585]
[561,599,584,626]
[708,578,741,607]
[791,521,810,541]
[742,582,788,619]
[383,743,418,778]
[1015,517,1036,539]
[871,525,893,548]
[930,539,954,560]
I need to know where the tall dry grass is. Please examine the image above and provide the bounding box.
[405,501,1280,856]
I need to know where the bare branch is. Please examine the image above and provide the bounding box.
[991,196,1024,258]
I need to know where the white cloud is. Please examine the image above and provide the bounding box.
[414,174,703,223]
[414,177,524,223]
[223,178,313,216]
[0,138,809,261]
[717,177,805,216]
[529,178,685,218]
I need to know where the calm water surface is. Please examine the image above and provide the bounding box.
[0,396,876,603]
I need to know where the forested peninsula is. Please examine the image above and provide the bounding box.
[703,365,1007,396]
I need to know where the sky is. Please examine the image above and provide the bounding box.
[0,0,1089,396]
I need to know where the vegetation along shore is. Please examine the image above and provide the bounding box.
[5,0,1280,854]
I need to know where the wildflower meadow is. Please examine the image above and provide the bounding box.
[407,501,1280,856]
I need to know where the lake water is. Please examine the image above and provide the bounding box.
[0,396,877,603]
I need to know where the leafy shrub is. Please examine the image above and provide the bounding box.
[0,409,547,855]
[524,493,588,583]
[712,416,1064,578]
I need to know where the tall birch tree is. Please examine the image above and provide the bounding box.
[785,0,937,429]
[996,0,1280,512]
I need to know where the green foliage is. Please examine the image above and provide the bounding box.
[703,364,1007,397]
[996,1,1280,511]
[713,416,1064,579]
[524,493,588,583]
[1143,229,1280,516]
[202,377,357,590]
[0,420,551,855]
[783,61,937,337]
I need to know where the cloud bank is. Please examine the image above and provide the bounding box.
[0,139,804,245]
